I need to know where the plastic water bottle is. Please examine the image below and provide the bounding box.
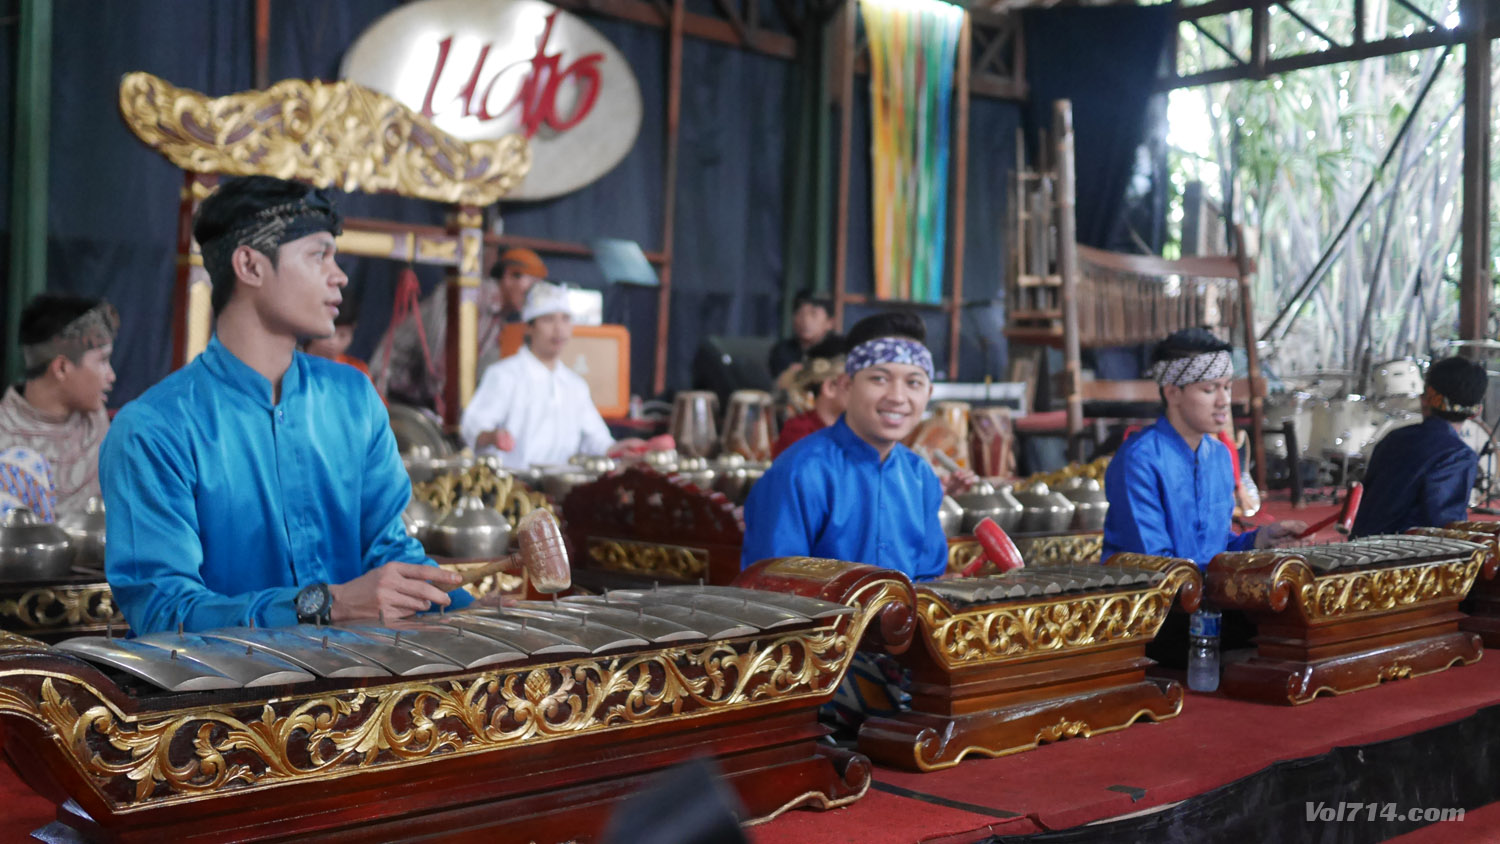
[1187,609,1221,692]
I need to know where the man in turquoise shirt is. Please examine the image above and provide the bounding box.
[102,176,469,635]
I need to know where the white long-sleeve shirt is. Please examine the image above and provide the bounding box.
[460,345,614,469]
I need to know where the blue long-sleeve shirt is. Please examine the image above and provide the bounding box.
[740,416,946,581]
[101,335,470,635]
[1351,415,1475,537]
[1102,416,1257,567]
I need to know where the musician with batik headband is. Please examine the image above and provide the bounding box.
[743,312,976,730]
[1102,328,1305,567]
[101,175,470,636]
[1352,356,1488,537]
[0,295,118,513]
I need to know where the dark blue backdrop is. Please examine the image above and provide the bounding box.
[0,0,1167,405]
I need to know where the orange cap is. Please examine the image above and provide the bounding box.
[493,247,548,279]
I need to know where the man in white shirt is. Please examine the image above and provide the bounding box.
[460,282,615,468]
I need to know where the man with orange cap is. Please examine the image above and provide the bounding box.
[373,247,547,408]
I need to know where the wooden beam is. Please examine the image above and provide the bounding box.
[253,0,270,89]
[550,0,796,58]
[1459,0,1490,343]
[7,0,51,385]
[948,13,971,382]
[1054,102,1084,452]
[1165,24,1463,87]
[832,0,856,329]
[654,0,685,396]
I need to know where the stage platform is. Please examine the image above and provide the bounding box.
[749,653,1500,843]
[4,650,1496,843]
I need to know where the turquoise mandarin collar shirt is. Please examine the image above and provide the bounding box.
[102,335,470,635]
[1101,416,1257,567]
[740,416,946,581]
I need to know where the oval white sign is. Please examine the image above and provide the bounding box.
[342,0,643,201]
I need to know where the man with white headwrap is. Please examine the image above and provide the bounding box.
[460,281,616,469]
[1102,328,1304,567]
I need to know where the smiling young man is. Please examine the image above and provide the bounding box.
[100,176,469,635]
[460,281,615,469]
[742,311,971,580]
[1102,328,1304,566]
[0,294,118,513]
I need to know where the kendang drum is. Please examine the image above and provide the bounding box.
[1371,358,1424,398]
[669,391,719,458]
[721,390,777,461]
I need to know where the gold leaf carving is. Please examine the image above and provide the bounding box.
[1296,554,1486,620]
[0,583,123,632]
[0,626,857,810]
[588,538,708,580]
[919,565,1195,669]
[1036,718,1092,743]
[119,72,530,206]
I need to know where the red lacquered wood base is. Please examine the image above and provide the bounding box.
[856,553,1202,772]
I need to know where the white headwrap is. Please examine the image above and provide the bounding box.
[521,281,572,323]
[1152,351,1233,387]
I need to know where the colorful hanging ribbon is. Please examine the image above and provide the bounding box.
[862,0,962,303]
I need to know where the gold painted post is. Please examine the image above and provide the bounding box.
[175,173,216,366]
[445,205,485,425]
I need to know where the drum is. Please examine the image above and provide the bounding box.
[1308,397,1387,458]
[669,391,719,458]
[1371,358,1424,398]
[721,390,777,461]
[1263,392,1316,459]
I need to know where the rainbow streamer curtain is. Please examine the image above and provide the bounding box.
[862,0,963,303]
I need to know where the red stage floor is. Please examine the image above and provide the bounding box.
[749,643,1500,843]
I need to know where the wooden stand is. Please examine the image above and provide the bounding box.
[0,559,914,843]
[858,553,1202,771]
[562,466,745,590]
[1207,525,1500,706]
[1451,522,1500,646]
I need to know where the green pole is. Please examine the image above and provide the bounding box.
[7,0,52,383]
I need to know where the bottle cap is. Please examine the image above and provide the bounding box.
[1190,610,1221,638]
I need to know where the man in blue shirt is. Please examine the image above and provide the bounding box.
[101,176,469,635]
[1103,328,1304,567]
[742,311,972,580]
[742,311,973,728]
[1351,356,1487,537]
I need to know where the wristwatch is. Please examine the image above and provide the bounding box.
[295,582,332,625]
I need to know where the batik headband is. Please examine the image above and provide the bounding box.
[1152,350,1233,387]
[21,302,120,373]
[1433,393,1483,417]
[846,337,935,379]
[200,189,343,271]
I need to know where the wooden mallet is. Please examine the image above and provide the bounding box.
[455,509,572,593]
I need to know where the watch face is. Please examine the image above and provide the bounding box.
[296,585,325,617]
